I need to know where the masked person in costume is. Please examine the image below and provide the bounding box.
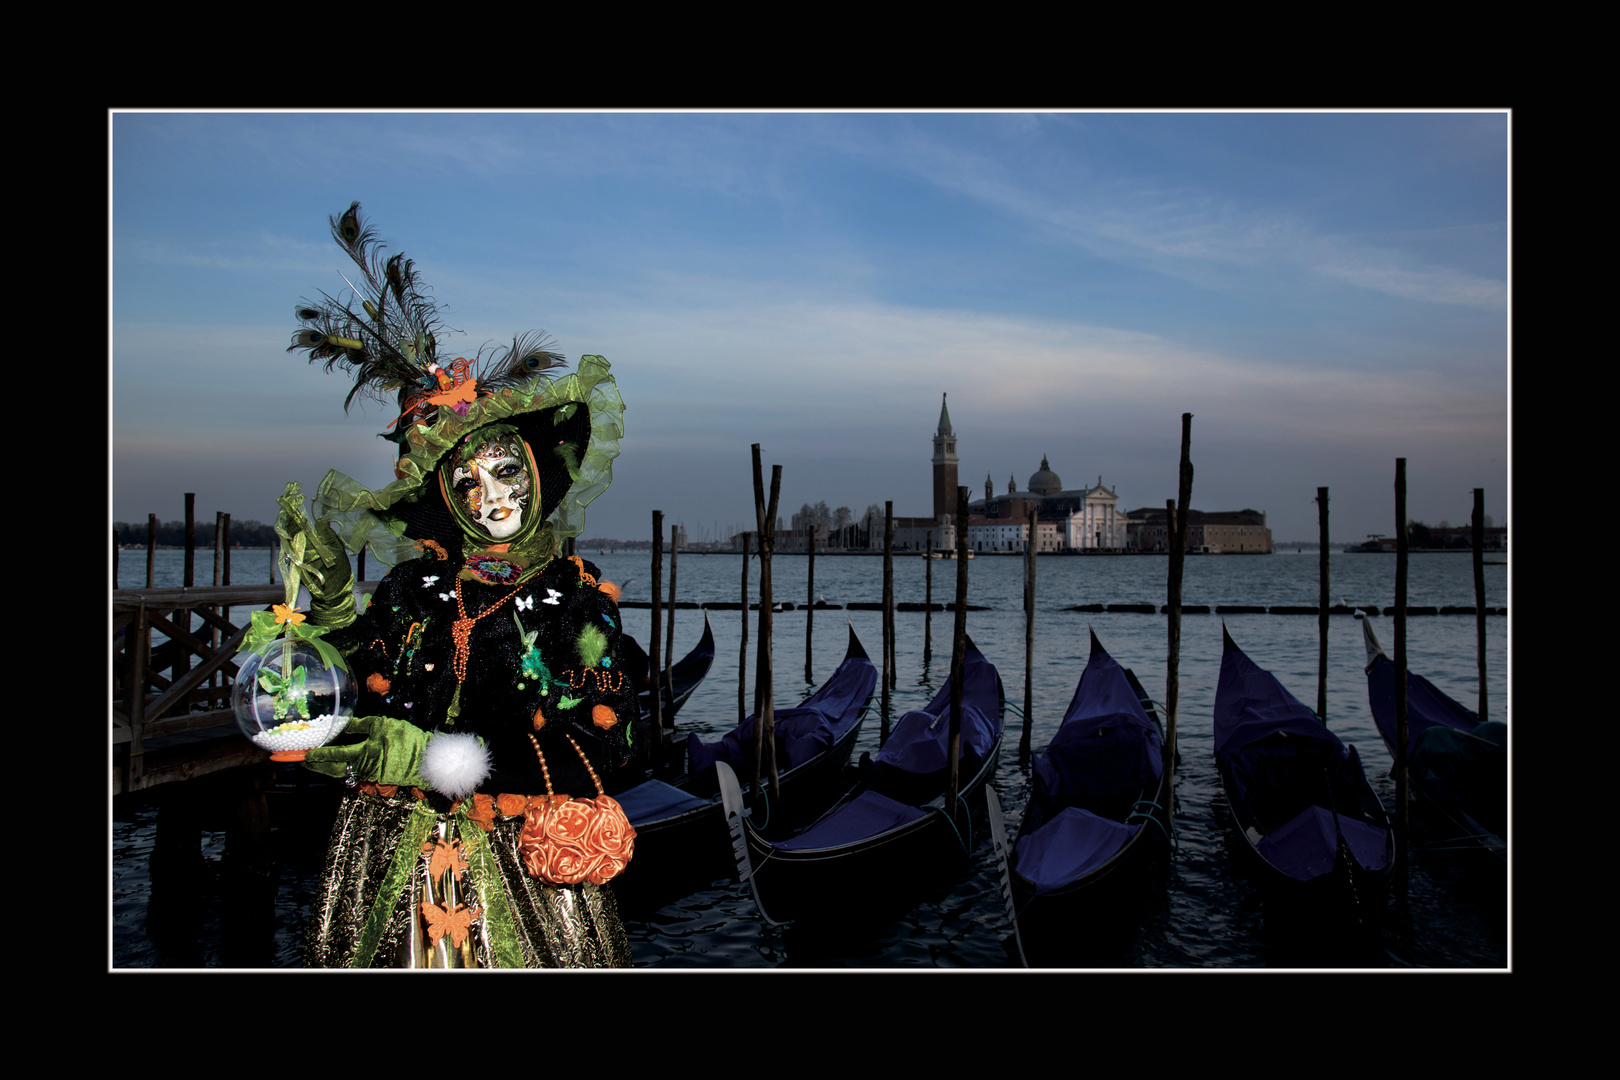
[277,203,635,967]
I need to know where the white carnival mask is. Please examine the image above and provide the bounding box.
[449,437,533,541]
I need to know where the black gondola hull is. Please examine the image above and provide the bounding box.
[1006,642,1172,965]
[611,625,876,913]
[741,733,1005,927]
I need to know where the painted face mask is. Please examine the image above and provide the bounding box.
[448,433,534,541]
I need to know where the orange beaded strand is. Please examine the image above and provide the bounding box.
[452,576,527,684]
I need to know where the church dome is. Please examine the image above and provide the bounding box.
[1028,455,1062,495]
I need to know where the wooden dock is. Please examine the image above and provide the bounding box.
[113,583,285,795]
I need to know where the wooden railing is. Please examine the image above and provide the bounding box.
[113,584,284,794]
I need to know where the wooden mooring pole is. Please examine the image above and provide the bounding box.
[946,485,970,830]
[1165,414,1193,775]
[177,495,195,687]
[881,502,894,744]
[751,446,783,801]
[924,534,933,665]
[147,513,157,587]
[739,532,750,727]
[1317,486,1329,721]
[184,493,196,588]
[1472,488,1488,723]
[805,525,815,683]
[665,522,679,682]
[1395,459,1409,851]
[650,509,664,763]
[885,502,896,691]
[1021,507,1037,762]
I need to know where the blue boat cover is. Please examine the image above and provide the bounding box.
[875,649,1001,774]
[688,647,877,776]
[1034,646,1163,808]
[1366,652,1482,756]
[1256,805,1390,880]
[1215,641,1388,883]
[1366,653,1505,838]
[1014,807,1139,893]
[764,648,1001,854]
[774,789,929,850]
[1214,646,1344,763]
[617,779,716,825]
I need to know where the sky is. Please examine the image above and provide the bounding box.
[111,111,1509,545]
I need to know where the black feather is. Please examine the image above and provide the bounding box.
[293,201,566,422]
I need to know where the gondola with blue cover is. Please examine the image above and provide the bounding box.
[619,612,717,732]
[1214,626,1393,917]
[610,623,877,910]
[1004,630,1170,960]
[718,642,1004,928]
[1359,614,1505,862]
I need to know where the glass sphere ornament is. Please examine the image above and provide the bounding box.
[233,639,356,761]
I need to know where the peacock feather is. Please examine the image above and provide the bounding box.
[287,202,569,443]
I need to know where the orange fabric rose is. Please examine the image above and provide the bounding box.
[366,672,391,695]
[535,842,603,885]
[495,793,528,819]
[581,796,636,884]
[465,793,497,832]
[592,704,618,730]
[516,793,636,885]
[546,799,594,845]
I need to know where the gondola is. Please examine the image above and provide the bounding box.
[718,642,1004,928]
[619,611,717,731]
[1214,626,1393,920]
[608,624,877,910]
[1001,630,1170,963]
[1359,615,1505,862]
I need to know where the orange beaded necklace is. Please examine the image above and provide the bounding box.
[451,574,529,684]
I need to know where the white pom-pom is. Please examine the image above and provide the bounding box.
[421,732,492,799]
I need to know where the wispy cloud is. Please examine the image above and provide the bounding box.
[838,117,1507,311]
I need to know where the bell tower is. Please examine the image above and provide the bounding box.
[932,393,958,521]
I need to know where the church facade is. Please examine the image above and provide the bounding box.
[970,457,1127,551]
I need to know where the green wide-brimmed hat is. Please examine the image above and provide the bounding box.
[286,202,623,567]
[315,357,623,567]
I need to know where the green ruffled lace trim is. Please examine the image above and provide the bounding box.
[314,356,624,568]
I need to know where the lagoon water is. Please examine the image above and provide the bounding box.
[113,547,1509,968]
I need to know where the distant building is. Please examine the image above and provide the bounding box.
[1126,507,1273,553]
[875,394,960,552]
[969,457,1126,551]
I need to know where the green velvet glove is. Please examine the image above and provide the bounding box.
[303,715,431,787]
[275,482,356,630]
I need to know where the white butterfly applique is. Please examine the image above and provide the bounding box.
[542,589,563,606]
[422,575,439,587]
[515,595,535,612]
[439,591,455,602]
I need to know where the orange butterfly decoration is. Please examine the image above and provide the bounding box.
[420,901,482,948]
[421,838,469,883]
